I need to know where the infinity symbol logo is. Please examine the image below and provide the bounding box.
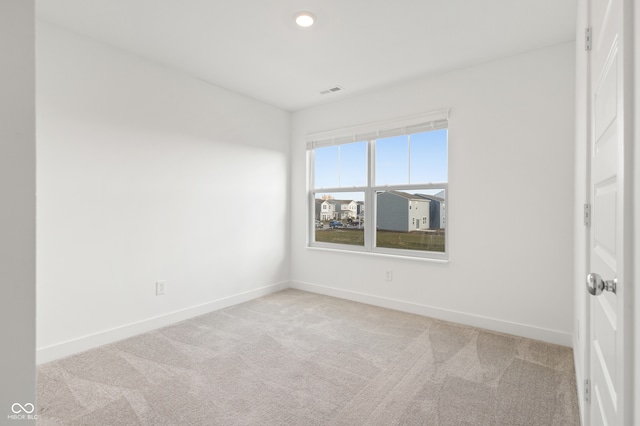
[11,403,35,414]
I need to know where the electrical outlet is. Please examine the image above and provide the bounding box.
[156,281,166,296]
[385,271,393,282]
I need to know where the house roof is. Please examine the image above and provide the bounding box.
[327,199,356,206]
[315,198,355,204]
[414,194,445,203]
[379,190,430,201]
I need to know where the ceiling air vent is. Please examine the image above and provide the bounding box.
[320,86,344,95]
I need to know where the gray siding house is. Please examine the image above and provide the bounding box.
[377,191,430,232]
[415,193,446,229]
[435,190,446,228]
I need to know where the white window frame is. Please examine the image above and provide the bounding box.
[307,110,449,260]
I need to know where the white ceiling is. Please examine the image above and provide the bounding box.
[36,0,577,112]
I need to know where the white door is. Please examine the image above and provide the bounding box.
[586,0,630,423]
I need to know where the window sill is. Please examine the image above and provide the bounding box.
[306,245,449,263]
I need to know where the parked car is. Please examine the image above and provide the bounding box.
[315,220,323,228]
[329,220,344,228]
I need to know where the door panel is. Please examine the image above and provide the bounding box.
[588,0,624,422]
[593,182,616,265]
[593,58,617,140]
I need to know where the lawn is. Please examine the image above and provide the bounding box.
[315,228,445,252]
[376,230,445,252]
[315,228,364,246]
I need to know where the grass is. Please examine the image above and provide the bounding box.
[315,228,364,246]
[315,228,445,252]
[376,230,445,252]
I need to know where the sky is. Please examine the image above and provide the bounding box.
[314,129,447,202]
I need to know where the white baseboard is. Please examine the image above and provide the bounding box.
[36,281,289,365]
[290,280,573,347]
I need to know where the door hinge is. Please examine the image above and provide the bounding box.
[584,379,591,403]
[585,27,592,51]
[584,204,591,227]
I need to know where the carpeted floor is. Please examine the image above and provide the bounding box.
[37,289,580,425]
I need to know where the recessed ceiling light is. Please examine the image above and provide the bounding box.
[295,12,316,28]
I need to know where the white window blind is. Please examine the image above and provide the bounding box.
[305,109,449,149]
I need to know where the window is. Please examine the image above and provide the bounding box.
[308,110,448,259]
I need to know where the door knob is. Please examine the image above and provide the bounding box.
[586,273,617,296]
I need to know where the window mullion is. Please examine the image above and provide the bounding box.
[366,139,375,251]
[311,186,367,193]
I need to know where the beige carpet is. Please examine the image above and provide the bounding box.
[37,289,580,425]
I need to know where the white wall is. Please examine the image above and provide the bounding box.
[36,22,291,362]
[0,1,36,422]
[291,43,576,345]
